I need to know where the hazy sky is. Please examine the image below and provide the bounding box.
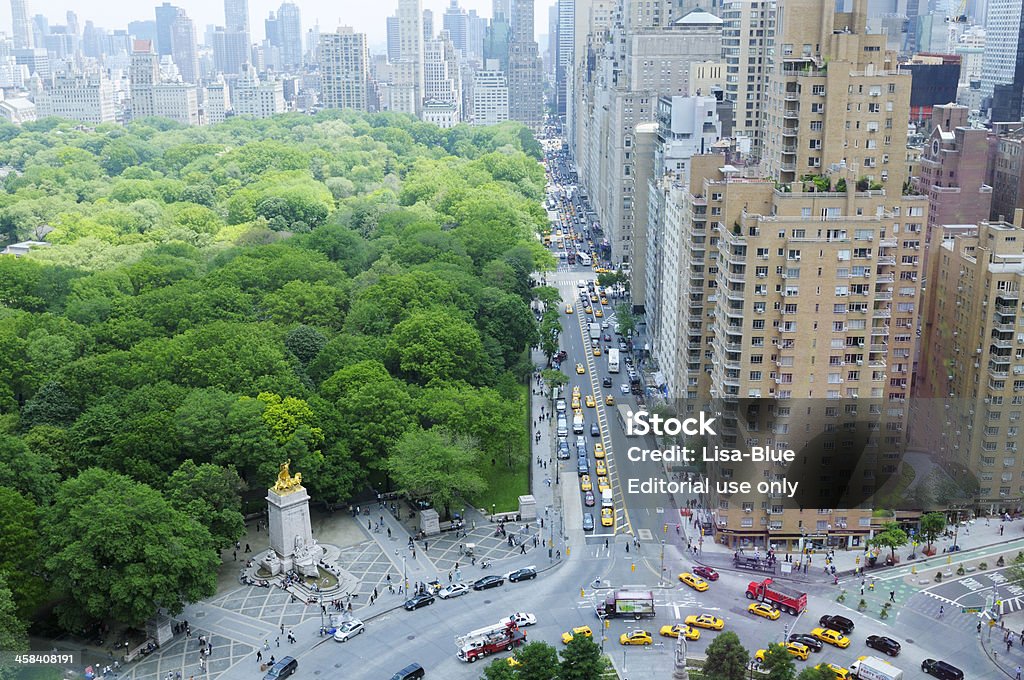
[4,0,552,52]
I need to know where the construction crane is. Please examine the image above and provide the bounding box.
[945,0,969,54]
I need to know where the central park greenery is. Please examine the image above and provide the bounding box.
[0,111,557,647]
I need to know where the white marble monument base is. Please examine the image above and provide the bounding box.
[267,486,314,556]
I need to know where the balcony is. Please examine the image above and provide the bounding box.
[996,305,1018,315]
[782,145,797,154]
[873,309,892,318]
[877,256,897,265]
[876,274,895,283]
[875,291,893,300]
[879,238,897,247]
[870,343,889,352]
[780,162,796,172]
[990,367,1010,380]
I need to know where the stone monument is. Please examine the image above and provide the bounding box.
[672,633,688,679]
[262,461,324,577]
[419,508,440,536]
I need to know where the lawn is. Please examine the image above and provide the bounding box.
[472,458,530,513]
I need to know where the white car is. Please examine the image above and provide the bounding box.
[510,612,537,627]
[620,384,630,394]
[333,619,364,642]
[438,583,470,599]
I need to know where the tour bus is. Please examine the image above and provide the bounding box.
[576,252,592,266]
[608,348,620,373]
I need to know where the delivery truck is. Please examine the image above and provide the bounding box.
[849,656,903,680]
[596,590,655,620]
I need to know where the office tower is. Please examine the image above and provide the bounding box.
[128,20,157,44]
[423,9,434,41]
[393,0,424,115]
[483,11,510,72]
[10,0,33,49]
[473,61,509,125]
[386,15,401,62]
[954,25,985,113]
[422,30,461,125]
[225,0,249,34]
[911,103,993,249]
[212,27,249,74]
[917,212,1024,509]
[493,0,510,18]
[443,0,468,56]
[65,11,78,38]
[991,126,1024,222]
[130,39,161,119]
[980,0,1022,107]
[12,47,47,77]
[265,11,280,46]
[507,0,543,130]
[155,2,178,56]
[276,2,302,70]
[30,13,45,47]
[35,74,116,123]
[547,3,557,74]
[170,9,199,84]
[554,0,573,118]
[466,10,485,61]
[82,21,101,58]
[720,0,775,158]
[990,6,1024,124]
[318,26,369,111]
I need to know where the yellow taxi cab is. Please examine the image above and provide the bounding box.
[684,614,724,630]
[593,347,602,356]
[619,630,652,646]
[572,396,581,410]
[678,573,710,592]
[754,642,810,662]
[580,475,592,492]
[576,363,586,375]
[584,306,593,315]
[659,625,700,641]
[506,657,521,668]
[595,460,607,476]
[810,628,850,648]
[562,626,592,644]
[597,476,610,492]
[590,294,599,303]
[605,395,615,405]
[747,603,781,620]
[585,395,596,408]
[817,664,850,680]
[595,309,604,318]
[594,443,605,458]
[601,297,609,305]
[601,507,614,526]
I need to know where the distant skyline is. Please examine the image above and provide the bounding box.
[2,0,550,52]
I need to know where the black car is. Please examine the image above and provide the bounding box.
[787,634,823,652]
[866,635,901,656]
[818,614,855,634]
[403,594,435,610]
[508,567,537,582]
[473,575,505,590]
[602,377,613,388]
[922,660,963,680]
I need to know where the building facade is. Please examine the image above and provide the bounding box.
[35,74,116,123]
[318,27,369,111]
[393,0,424,115]
[507,0,543,130]
[472,64,509,125]
[721,0,776,158]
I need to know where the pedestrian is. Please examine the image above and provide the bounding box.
[889,591,896,603]
[275,637,280,647]
[269,656,275,666]
[425,541,429,552]
[208,644,213,656]
[368,519,372,530]
[233,550,237,561]
[387,527,392,538]
[625,542,629,553]
[412,549,417,559]
[448,571,453,582]
[860,585,865,596]
[280,624,284,635]
[264,640,270,651]
[373,587,378,599]
[1009,639,1014,653]
[236,541,241,550]
[245,543,251,553]
[1016,666,1021,680]
[520,544,527,554]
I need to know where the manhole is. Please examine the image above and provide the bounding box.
[484,600,492,605]
[906,638,914,643]
[407,635,416,641]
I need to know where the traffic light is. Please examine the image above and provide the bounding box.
[663,524,668,533]
[631,563,636,573]
[581,588,585,598]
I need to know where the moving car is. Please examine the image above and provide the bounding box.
[659,624,700,641]
[921,660,963,680]
[601,507,614,527]
[507,567,537,583]
[788,634,823,652]
[591,423,601,436]
[333,619,364,642]
[595,460,607,476]
[584,490,595,506]
[403,594,435,610]
[472,575,505,591]
[595,309,604,317]
[866,635,902,656]
[619,630,653,646]
[576,363,586,374]
[388,663,425,680]
[562,626,593,644]
[593,347,602,356]
[597,477,610,492]
[565,305,573,314]
[819,615,855,634]
[620,384,630,394]
[684,614,724,630]
[584,306,593,314]
[747,602,781,620]
[583,512,595,531]
[585,395,596,407]
[580,475,592,492]
[816,664,850,680]
[692,566,719,581]
[510,612,537,626]
[263,657,298,680]
[438,583,469,599]
[678,573,710,592]
[605,395,615,405]
[755,642,810,661]
[603,377,613,388]
[810,627,851,648]
[594,443,605,458]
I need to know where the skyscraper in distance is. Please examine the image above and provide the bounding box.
[394,0,424,115]
[277,2,302,70]
[442,0,468,56]
[318,26,369,110]
[170,8,199,84]
[506,0,543,129]
[423,9,433,41]
[224,0,249,34]
[386,15,401,62]
[11,0,34,49]
[155,2,178,56]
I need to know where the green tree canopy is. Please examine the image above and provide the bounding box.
[558,634,605,680]
[871,521,909,561]
[386,427,486,517]
[704,631,750,680]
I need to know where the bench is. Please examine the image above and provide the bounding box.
[124,641,154,663]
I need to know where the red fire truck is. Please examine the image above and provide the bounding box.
[456,619,526,663]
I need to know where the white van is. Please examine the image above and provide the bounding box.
[557,417,568,437]
[601,489,614,508]
[572,413,584,434]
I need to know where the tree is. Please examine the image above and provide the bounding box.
[761,643,797,680]
[285,324,327,365]
[164,460,247,551]
[797,666,836,680]
[558,634,604,680]
[385,310,492,386]
[20,381,80,427]
[0,574,28,655]
[514,641,561,680]
[704,631,749,680]
[481,659,518,680]
[614,302,637,337]
[1007,551,1024,587]
[871,521,909,562]
[541,370,569,396]
[43,468,219,631]
[919,512,947,552]
[0,487,48,618]
[386,428,486,517]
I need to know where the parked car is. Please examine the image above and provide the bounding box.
[403,594,435,610]
[389,663,425,680]
[472,575,505,591]
[692,566,719,581]
[510,612,537,626]
[788,634,823,652]
[437,583,469,599]
[583,512,595,531]
[333,619,364,642]
[263,657,298,680]
[818,615,855,634]
[866,635,902,656]
[507,567,537,582]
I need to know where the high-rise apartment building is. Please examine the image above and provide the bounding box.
[386,16,401,63]
[393,0,424,115]
[35,74,116,123]
[991,125,1024,222]
[917,212,1024,511]
[721,0,775,158]
[10,0,33,49]
[318,27,369,111]
[232,67,285,117]
[954,25,986,114]
[507,0,543,130]
[554,0,573,118]
[473,62,509,125]
[423,31,462,120]
[980,0,1022,107]
[130,39,161,119]
[212,26,249,74]
[276,2,303,71]
[170,9,199,84]
[443,0,469,57]
[204,78,231,123]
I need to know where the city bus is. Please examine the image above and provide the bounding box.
[576,252,592,266]
[608,348,620,373]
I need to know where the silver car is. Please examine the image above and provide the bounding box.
[438,583,469,599]
[333,619,364,642]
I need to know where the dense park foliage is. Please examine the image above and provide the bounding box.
[0,112,550,641]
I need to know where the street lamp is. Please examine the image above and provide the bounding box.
[318,593,324,632]
[403,555,408,596]
[660,540,666,585]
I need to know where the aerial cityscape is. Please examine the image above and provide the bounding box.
[2,0,1024,679]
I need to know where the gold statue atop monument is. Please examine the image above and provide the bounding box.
[273,460,303,495]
